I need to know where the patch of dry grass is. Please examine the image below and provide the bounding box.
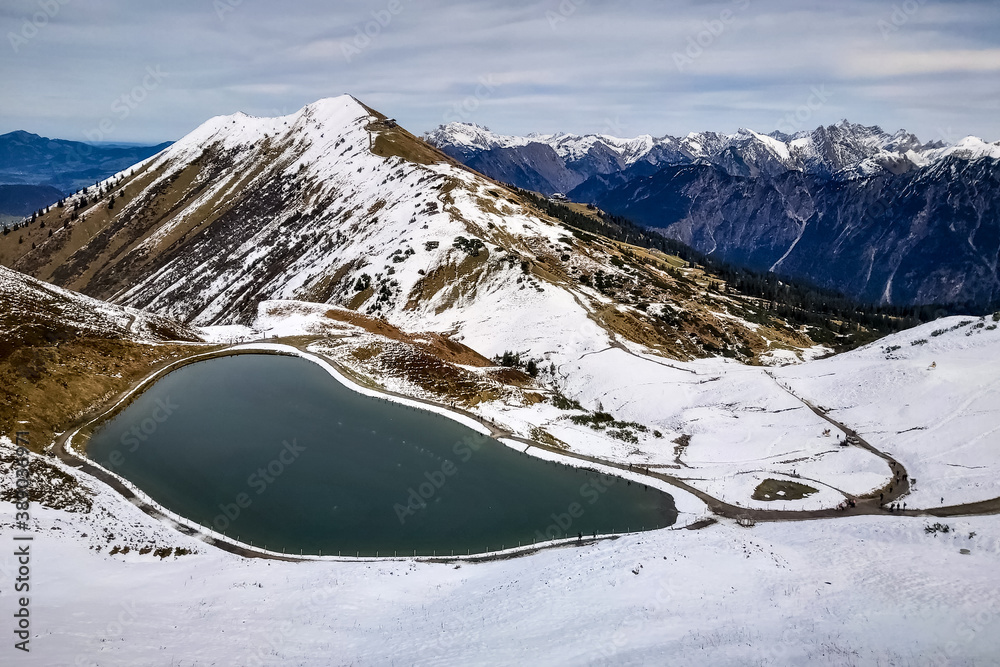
[0,339,211,454]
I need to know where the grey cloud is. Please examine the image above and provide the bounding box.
[1,0,998,143]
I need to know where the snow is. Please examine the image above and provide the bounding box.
[746,129,792,160]
[774,316,1000,509]
[923,136,1000,163]
[4,436,999,665]
[429,120,999,183]
[551,348,889,509]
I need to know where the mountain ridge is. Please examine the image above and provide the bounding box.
[426,121,1000,192]
[0,95,868,367]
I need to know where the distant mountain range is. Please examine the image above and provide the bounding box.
[0,130,170,214]
[425,122,1000,309]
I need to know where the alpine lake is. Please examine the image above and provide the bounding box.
[86,353,677,557]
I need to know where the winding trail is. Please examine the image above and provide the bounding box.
[764,369,912,506]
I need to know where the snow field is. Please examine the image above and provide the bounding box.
[776,316,1000,508]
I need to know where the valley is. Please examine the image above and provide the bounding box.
[1,97,998,665]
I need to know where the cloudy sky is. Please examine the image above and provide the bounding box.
[2,0,999,144]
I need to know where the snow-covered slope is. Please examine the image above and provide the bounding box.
[775,315,1000,508]
[3,95,831,368]
[4,435,1000,666]
[5,97,605,356]
[920,135,1000,164]
[0,263,199,344]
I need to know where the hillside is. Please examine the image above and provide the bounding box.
[0,96,855,366]
[0,263,202,451]
[3,299,1000,664]
[580,158,1000,308]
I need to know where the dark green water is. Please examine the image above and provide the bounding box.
[87,354,676,556]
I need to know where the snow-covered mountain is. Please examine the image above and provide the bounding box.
[427,121,1000,308]
[1,95,836,365]
[2,99,1000,666]
[426,120,999,189]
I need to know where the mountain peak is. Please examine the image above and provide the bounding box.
[1,129,42,141]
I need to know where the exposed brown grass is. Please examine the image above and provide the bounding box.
[0,339,212,454]
[325,307,493,367]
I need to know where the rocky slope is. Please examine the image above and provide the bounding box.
[0,263,202,451]
[584,157,1000,307]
